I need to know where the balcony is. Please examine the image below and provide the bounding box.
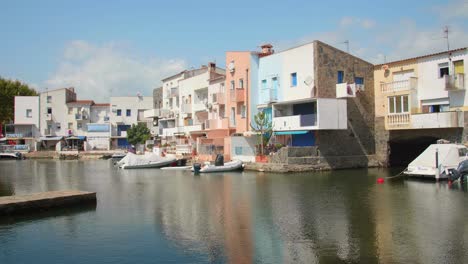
[445,74,465,91]
[181,103,192,113]
[160,109,175,119]
[336,83,359,98]
[213,93,225,104]
[385,111,464,130]
[184,124,204,133]
[192,103,207,113]
[143,109,161,118]
[381,77,418,93]
[161,127,184,137]
[230,89,245,102]
[205,118,229,130]
[273,114,317,131]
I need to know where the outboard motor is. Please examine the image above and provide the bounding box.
[214,154,224,166]
[193,163,202,174]
[442,159,468,182]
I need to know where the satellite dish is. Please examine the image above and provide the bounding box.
[304,76,313,86]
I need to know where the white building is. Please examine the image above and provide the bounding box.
[5,96,41,151]
[109,95,153,149]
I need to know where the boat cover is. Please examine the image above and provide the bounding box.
[117,152,176,168]
[408,144,462,169]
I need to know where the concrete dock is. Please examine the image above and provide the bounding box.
[0,190,96,215]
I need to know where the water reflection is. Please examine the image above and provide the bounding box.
[0,161,467,263]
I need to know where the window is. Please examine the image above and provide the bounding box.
[126,109,131,116]
[240,105,246,118]
[56,123,61,130]
[77,123,82,129]
[290,73,297,87]
[68,123,73,129]
[239,79,244,89]
[439,63,449,78]
[261,79,267,89]
[47,107,52,114]
[230,80,235,90]
[354,77,364,85]
[26,109,32,118]
[116,109,122,116]
[388,95,409,114]
[68,107,73,114]
[104,116,110,121]
[337,71,344,83]
[230,107,236,126]
[47,96,52,103]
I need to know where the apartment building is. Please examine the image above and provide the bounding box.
[144,87,163,140]
[156,63,225,155]
[4,96,41,151]
[244,41,375,167]
[109,95,152,149]
[374,47,467,166]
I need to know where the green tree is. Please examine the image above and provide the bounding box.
[126,123,151,146]
[250,111,272,155]
[0,77,38,126]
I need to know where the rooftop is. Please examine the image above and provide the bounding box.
[375,47,467,67]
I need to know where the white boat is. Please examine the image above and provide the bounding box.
[0,152,23,160]
[196,160,244,173]
[117,152,177,169]
[404,143,468,180]
[111,153,126,161]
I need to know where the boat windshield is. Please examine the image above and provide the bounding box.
[458,147,468,157]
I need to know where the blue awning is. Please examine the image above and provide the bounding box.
[275,131,309,135]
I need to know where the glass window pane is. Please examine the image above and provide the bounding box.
[388,97,395,113]
[403,96,409,112]
[395,96,402,113]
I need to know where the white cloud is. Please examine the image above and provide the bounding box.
[45,40,187,102]
[339,16,376,29]
[436,0,468,20]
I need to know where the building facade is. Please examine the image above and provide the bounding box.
[374,48,467,166]
[110,96,153,149]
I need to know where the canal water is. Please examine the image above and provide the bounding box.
[0,160,467,264]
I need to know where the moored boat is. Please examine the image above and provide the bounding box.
[0,152,24,160]
[404,142,468,180]
[117,152,177,169]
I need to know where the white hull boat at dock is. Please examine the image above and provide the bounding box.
[194,160,244,173]
[404,143,468,180]
[116,152,177,169]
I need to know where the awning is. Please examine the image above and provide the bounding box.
[39,136,63,141]
[421,98,450,106]
[275,131,308,135]
[66,136,86,140]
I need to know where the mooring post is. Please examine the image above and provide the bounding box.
[435,148,439,180]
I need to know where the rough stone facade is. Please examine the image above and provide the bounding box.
[312,41,376,169]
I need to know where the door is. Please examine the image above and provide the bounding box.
[272,77,278,100]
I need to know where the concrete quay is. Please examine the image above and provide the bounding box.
[0,190,97,215]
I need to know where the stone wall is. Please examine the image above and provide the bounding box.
[313,41,376,168]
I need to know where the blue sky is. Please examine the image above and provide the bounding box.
[1,0,467,101]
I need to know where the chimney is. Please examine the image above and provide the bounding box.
[259,44,274,57]
[208,62,216,72]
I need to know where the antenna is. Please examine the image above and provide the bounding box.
[443,26,450,52]
[343,40,350,53]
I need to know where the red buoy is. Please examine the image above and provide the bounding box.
[377,178,385,184]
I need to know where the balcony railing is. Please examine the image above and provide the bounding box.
[205,118,228,130]
[385,113,411,128]
[230,88,245,102]
[143,109,160,118]
[181,103,192,113]
[381,77,418,93]
[160,109,175,119]
[213,93,225,104]
[445,74,465,91]
[6,132,33,138]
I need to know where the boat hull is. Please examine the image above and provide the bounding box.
[121,159,176,169]
[198,160,244,173]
